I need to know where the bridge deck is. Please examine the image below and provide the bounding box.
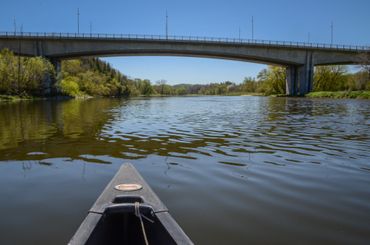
[0,31,368,52]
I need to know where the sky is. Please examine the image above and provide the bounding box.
[1,0,370,84]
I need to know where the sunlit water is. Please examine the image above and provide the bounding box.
[0,96,369,244]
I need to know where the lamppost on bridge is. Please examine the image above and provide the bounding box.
[330,21,334,45]
[77,8,80,34]
[166,10,168,39]
[13,17,16,34]
[251,16,254,40]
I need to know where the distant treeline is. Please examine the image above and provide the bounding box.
[0,48,369,98]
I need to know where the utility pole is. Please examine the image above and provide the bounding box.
[239,27,241,40]
[166,10,168,39]
[77,8,80,34]
[90,21,92,35]
[330,21,333,45]
[251,16,254,40]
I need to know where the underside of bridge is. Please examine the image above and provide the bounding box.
[45,52,315,96]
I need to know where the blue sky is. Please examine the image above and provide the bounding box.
[1,0,370,84]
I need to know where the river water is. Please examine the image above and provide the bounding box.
[0,96,369,244]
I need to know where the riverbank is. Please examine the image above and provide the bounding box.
[2,91,370,102]
[0,94,93,102]
[306,91,370,99]
[0,95,36,102]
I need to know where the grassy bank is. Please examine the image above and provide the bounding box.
[306,91,370,99]
[225,92,264,96]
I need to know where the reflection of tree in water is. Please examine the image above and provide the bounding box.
[0,99,121,160]
[0,98,235,162]
[1,97,367,167]
[58,99,120,138]
[0,101,56,150]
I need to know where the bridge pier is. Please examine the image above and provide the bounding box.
[298,54,314,95]
[47,58,61,95]
[285,54,314,96]
[286,65,298,95]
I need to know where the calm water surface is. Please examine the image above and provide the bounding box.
[0,96,369,244]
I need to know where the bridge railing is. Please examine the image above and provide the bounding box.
[0,31,369,51]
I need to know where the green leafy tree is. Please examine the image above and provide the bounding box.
[257,66,286,95]
[0,49,17,94]
[314,65,348,91]
[242,77,258,92]
[58,77,81,97]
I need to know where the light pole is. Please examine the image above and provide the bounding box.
[166,10,168,39]
[251,16,254,40]
[13,17,16,34]
[330,21,334,45]
[77,8,80,34]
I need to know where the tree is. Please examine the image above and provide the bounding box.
[242,77,257,92]
[357,53,370,79]
[314,65,348,91]
[256,66,286,95]
[0,49,17,94]
[0,49,54,96]
[58,77,81,97]
[357,53,370,89]
[137,79,154,96]
[22,57,54,95]
[155,80,167,95]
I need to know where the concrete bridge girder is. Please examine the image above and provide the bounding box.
[0,38,323,64]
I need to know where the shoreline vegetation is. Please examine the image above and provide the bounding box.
[306,91,370,99]
[2,91,370,102]
[1,48,369,101]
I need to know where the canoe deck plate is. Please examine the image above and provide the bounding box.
[114,183,143,191]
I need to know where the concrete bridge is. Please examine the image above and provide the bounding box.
[0,32,369,95]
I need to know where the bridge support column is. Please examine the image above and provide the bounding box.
[298,63,314,95]
[286,53,314,96]
[298,52,314,95]
[286,65,298,96]
[47,58,61,95]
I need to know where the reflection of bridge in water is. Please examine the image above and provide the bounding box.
[1,32,369,95]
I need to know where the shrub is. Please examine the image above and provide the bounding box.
[58,77,81,97]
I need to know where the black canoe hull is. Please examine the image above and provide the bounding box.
[69,164,193,245]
